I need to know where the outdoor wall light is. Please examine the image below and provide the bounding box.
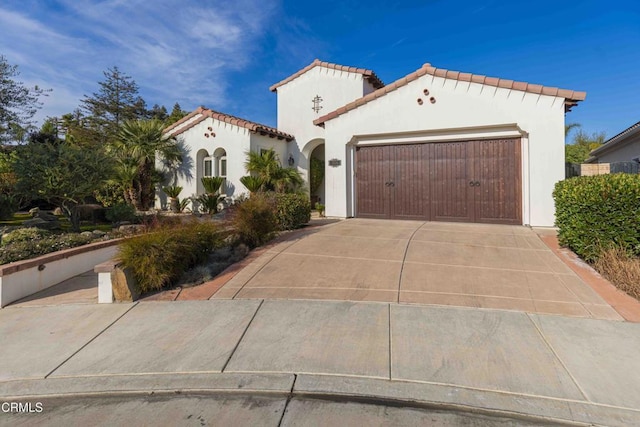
[288,154,295,166]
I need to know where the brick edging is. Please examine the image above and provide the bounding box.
[538,234,640,322]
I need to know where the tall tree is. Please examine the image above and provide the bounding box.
[27,118,62,145]
[0,55,49,144]
[565,129,606,163]
[110,119,182,210]
[167,102,188,125]
[147,104,168,122]
[80,66,147,144]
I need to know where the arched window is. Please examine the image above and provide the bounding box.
[203,156,213,177]
[213,148,227,178]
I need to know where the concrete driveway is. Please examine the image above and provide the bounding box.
[214,219,621,319]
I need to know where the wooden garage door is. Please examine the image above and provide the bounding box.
[355,139,522,224]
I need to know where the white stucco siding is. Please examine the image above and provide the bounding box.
[322,74,566,226]
[276,66,369,154]
[162,117,252,207]
[595,138,640,163]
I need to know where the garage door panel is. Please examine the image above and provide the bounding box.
[475,139,522,225]
[355,139,522,225]
[431,142,474,222]
[392,144,429,220]
[356,146,389,218]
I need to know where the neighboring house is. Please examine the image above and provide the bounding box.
[586,121,640,164]
[163,59,586,227]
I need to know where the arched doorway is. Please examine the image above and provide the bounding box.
[308,143,325,209]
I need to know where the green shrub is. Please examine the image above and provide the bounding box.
[0,233,95,265]
[272,192,311,230]
[553,174,640,261]
[0,194,18,220]
[117,220,223,293]
[232,194,277,248]
[1,227,50,246]
[106,203,137,224]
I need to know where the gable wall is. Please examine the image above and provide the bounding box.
[321,74,567,226]
[276,66,368,154]
[158,116,252,208]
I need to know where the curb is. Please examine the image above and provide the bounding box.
[1,373,637,426]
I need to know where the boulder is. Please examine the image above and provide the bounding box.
[92,230,107,237]
[80,231,94,238]
[111,265,140,302]
[23,217,60,230]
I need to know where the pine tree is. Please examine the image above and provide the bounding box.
[80,66,147,144]
[0,55,48,144]
[167,102,188,125]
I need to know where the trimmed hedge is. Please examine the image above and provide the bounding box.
[117,220,223,293]
[553,174,640,261]
[271,192,311,230]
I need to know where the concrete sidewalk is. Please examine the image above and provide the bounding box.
[1,300,639,426]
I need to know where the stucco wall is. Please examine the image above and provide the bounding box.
[595,136,640,163]
[275,66,369,155]
[321,74,567,227]
[163,117,291,208]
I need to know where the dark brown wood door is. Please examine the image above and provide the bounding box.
[355,145,390,219]
[474,139,522,224]
[356,145,429,220]
[355,139,521,225]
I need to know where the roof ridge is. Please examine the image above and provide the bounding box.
[167,107,294,141]
[270,59,385,92]
[314,63,587,126]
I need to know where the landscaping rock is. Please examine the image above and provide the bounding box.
[25,207,61,230]
[23,217,60,230]
[111,265,140,302]
[80,231,94,238]
[92,230,106,237]
[119,224,146,234]
[53,207,63,215]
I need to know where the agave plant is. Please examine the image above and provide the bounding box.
[240,175,265,194]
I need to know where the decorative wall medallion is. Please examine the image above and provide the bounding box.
[312,95,323,113]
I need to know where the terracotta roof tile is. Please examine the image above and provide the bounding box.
[313,63,587,126]
[269,59,385,92]
[167,106,294,141]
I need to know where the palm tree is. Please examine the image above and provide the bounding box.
[240,175,265,194]
[110,119,182,210]
[244,149,303,193]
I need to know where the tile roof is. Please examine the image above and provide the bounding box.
[269,59,385,92]
[314,63,587,126]
[587,120,640,161]
[165,106,294,141]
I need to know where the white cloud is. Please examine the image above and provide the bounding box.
[0,0,280,126]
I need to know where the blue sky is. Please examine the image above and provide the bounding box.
[1,0,638,141]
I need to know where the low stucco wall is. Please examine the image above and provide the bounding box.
[0,239,121,308]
